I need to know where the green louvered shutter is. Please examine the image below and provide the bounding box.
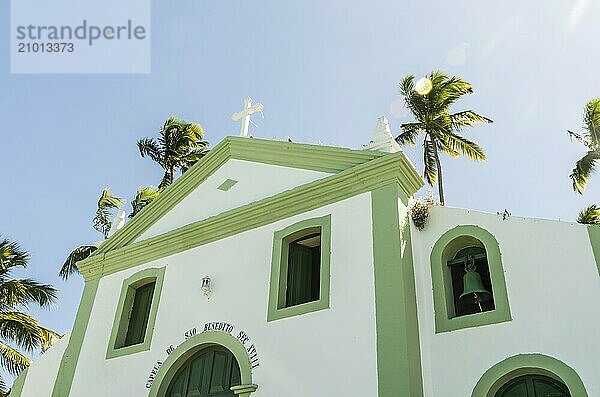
[166,346,240,397]
[124,281,155,346]
[286,243,314,307]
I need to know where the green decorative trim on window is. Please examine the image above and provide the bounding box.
[371,183,424,397]
[106,267,165,359]
[472,354,588,397]
[586,225,600,276]
[267,215,331,321]
[52,279,100,397]
[10,367,28,397]
[217,178,238,191]
[77,151,423,281]
[148,331,257,397]
[430,225,511,333]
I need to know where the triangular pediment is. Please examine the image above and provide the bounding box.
[93,137,388,255]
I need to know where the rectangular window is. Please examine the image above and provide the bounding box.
[107,267,165,359]
[285,234,321,307]
[267,215,331,322]
[123,281,156,347]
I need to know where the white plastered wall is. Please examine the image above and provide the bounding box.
[20,333,70,397]
[69,193,380,397]
[134,160,331,242]
[411,207,600,396]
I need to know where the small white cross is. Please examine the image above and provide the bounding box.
[231,97,264,137]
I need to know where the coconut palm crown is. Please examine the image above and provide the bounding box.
[396,71,493,205]
[577,204,600,225]
[569,98,600,194]
[137,117,209,190]
[59,188,124,280]
[0,238,59,395]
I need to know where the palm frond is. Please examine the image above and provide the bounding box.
[179,143,210,173]
[38,326,61,352]
[129,186,161,219]
[0,342,29,376]
[450,110,493,129]
[59,245,97,280]
[0,373,6,396]
[583,98,600,147]
[567,130,592,148]
[92,188,125,238]
[442,132,486,161]
[396,122,424,145]
[570,150,600,194]
[136,138,163,164]
[0,312,43,353]
[436,75,474,111]
[577,204,600,225]
[0,279,58,310]
[0,239,29,273]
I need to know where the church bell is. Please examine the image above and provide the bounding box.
[459,257,492,305]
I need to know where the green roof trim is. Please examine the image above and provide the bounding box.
[77,147,422,281]
[94,136,392,256]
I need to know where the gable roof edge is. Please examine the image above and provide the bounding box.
[93,137,392,255]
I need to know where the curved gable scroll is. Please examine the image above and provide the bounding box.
[148,331,258,397]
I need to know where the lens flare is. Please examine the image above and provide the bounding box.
[414,77,433,95]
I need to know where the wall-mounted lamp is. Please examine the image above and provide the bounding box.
[201,276,212,297]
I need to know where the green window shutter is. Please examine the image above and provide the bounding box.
[124,281,155,346]
[497,375,570,397]
[166,346,240,397]
[286,243,314,307]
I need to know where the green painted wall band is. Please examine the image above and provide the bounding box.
[371,183,424,397]
[9,367,28,397]
[471,354,588,396]
[51,279,100,397]
[586,225,600,276]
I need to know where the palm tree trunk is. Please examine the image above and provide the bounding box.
[431,140,445,205]
[159,167,174,190]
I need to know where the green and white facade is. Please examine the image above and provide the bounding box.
[12,135,600,396]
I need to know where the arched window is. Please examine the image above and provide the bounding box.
[430,225,511,333]
[166,346,241,397]
[496,374,570,397]
[448,246,495,317]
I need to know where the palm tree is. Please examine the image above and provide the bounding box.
[0,237,59,395]
[577,204,600,225]
[129,186,160,219]
[569,98,600,194]
[137,117,209,189]
[59,188,124,280]
[395,71,493,205]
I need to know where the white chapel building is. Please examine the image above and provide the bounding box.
[11,117,600,397]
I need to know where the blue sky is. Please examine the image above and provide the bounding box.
[0,0,599,347]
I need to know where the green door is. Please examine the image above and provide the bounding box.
[166,346,241,397]
[496,375,570,397]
